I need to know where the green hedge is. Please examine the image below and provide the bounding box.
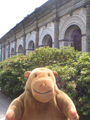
[0,46,90,119]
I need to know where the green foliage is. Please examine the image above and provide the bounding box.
[0,46,90,119]
[0,55,27,98]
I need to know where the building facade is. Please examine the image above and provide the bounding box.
[0,0,90,61]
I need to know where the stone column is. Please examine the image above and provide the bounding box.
[35,29,39,49]
[8,41,10,57]
[1,45,2,61]
[4,42,5,60]
[13,32,17,55]
[34,10,39,49]
[0,44,2,61]
[23,34,26,55]
[86,4,90,52]
[82,34,86,53]
[1,47,3,61]
[35,20,39,49]
[15,38,17,55]
[54,17,59,48]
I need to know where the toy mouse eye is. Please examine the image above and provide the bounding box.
[35,74,37,77]
[48,73,50,77]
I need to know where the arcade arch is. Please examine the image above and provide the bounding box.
[59,15,86,51]
[26,33,35,54]
[64,25,81,51]
[11,48,15,56]
[28,40,34,51]
[18,45,23,54]
[42,34,52,47]
[39,28,54,47]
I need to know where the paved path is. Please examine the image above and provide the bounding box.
[0,91,11,120]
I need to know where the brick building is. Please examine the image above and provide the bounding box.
[0,0,90,61]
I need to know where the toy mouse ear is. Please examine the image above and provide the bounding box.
[24,71,31,79]
[53,71,58,79]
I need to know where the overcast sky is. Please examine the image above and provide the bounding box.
[0,0,48,38]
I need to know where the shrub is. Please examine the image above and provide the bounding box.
[0,55,27,98]
[0,46,90,119]
[72,53,90,119]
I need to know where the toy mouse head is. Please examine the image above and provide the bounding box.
[24,67,58,103]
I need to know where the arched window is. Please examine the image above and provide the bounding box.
[28,41,34,51]
[64,25,81,51]
[42,34,52,47]
[11,48,15,57]
[71,29,81,51]
[18,45,23,54]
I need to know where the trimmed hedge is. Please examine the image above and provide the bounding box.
[0,46,90,119]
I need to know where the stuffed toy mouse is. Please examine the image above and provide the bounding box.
[5,67,79,120]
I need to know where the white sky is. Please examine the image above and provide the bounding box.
[0,0,48,38]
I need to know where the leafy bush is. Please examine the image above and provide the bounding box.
[72,53,90,119]
[0,46,90,119]
[0,55,28,97]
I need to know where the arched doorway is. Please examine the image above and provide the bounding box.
[42,34,52,47]
[64,25,81,51]
[18,45,23,54]
[11,48,15,57]
[28,41,34,52]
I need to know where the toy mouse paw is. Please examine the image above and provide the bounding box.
[68,108,79,120]
[6,110,15,120]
